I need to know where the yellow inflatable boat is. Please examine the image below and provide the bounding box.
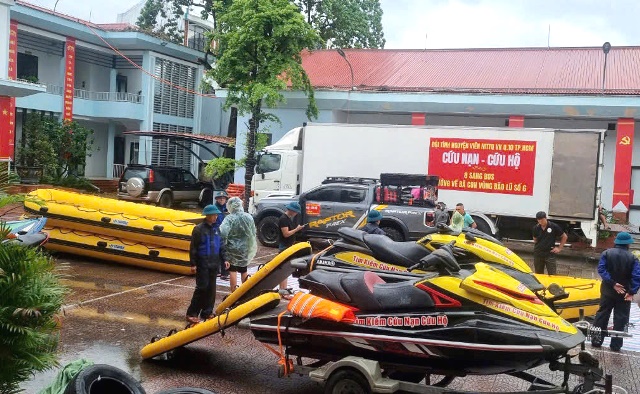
[25,189,200,250]
[44,226,192,275]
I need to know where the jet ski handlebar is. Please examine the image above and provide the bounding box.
[407,240,461,274]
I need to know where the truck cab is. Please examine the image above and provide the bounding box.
[250,127,303,214]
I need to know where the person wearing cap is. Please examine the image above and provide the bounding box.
[591,232,640,351]
[185,204,229,324]
[214,191,230,280]
[532,211,567,275]
[278,201,304,298]
[362,210,387,235]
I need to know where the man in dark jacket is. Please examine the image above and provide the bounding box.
[186,204,229,324]
[532,211,567,275]
[362,210,387,235]
[591,232,640,351]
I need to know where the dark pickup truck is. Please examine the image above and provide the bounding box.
[253,174,444,247]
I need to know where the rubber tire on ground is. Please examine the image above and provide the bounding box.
[324,369,370,394]
[257,215,281,247]
[63,364,145,394]
[158,193,173,208]
[380,226,404,242]
[473,217,492,236]
[155,388,217,394]
[199,189,213,208]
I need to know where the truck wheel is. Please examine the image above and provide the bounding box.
[158,193,173,208]
[257,216,281,248]
[473,217,492,236]
[380,226,404,242]
[324,369,370,394]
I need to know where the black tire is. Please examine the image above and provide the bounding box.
[158,193,173,208]
[63,364,145,394]
[199,189,213,208]
[473,217,492,236]
[380,226,404,241]
[324,369,370,394]
[257,215,281,247]
[156,388,217,394]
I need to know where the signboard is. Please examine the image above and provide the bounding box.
[63,38,76,121]
[0,21,19,159]
[305,202,321,216]
[428,137,536,196]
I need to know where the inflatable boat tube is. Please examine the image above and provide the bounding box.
[140,292,281,360]
[25,189,200,250]
[215,242,312,315]
[534,274,601,321]
[44,226,192,275]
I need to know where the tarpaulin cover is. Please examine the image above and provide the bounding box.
[220,197,257,267]
[37,358,94,394]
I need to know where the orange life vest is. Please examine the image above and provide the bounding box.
[287,293,356,323]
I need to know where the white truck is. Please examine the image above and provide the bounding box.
[250,123,604,246]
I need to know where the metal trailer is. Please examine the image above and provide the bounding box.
[284,354,626,394]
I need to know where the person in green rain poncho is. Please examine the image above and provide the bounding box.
[450,210,464,232]
[220,197,258,290]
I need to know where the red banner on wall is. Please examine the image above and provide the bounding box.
[428,138,537,196]
[612,119,634,210]
[0,21,19,159]
[63,38,76,121]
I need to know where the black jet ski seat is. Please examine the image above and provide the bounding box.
[300,270,434,312]
[337,228,430,268]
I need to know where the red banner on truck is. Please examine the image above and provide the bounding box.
[428,138,536,196]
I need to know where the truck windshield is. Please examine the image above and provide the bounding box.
[256,153,281,174]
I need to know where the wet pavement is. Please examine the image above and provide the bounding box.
[19,243,640,394]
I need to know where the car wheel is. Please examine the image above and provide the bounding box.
[158,193,173,208]
[199,189,213,208]
[63,364,145,394]
[473,217,492,236]
[381,226,404,241]
[257,216,281,248]
[126,177,145,197]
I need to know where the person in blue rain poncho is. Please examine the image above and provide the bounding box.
[220,197,258,290]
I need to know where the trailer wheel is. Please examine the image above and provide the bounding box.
[380,226,404,242]
[257,216,281,248]
[324,369,370,394]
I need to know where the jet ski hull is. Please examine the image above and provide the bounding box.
[248,306,584,376]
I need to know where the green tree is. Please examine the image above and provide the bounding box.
[136,0,184,44]
[0,173,67,393]
[17,114,95,183]
[207,0,321,206]
[293,0,385,48]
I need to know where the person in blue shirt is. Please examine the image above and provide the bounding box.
[453,203,476,229]
[591,232,640,351]
[186,204,229,324]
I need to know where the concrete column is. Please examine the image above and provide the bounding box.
[612,118,634,222]
[0,0,14,80]
[109,68,117,93]
[138,51,154,164]
[106,121,115,178]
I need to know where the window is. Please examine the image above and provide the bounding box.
[153,58,196,118]
[256,153,281,174]
[306,187,340,202]
[151,123,193,170]
[17,53,38,81]
[340,188,366,203]
[183,170,197,185]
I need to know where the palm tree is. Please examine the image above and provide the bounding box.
[0,166,67,394]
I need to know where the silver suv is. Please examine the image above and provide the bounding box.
[117,165,213,207]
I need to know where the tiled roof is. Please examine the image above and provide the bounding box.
[96,23,138,32]
[17,2,138,32]
[302,47,640,95]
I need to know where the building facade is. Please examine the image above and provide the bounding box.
[4,0,225,180]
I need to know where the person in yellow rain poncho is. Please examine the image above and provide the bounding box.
[220,197,258,290]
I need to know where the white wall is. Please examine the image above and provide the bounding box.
[75,63,110,92]
[116,68,142,95]
[82,121,108,178]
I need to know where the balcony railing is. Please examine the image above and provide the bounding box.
[44,84,143,104]
[113,163,126,179]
